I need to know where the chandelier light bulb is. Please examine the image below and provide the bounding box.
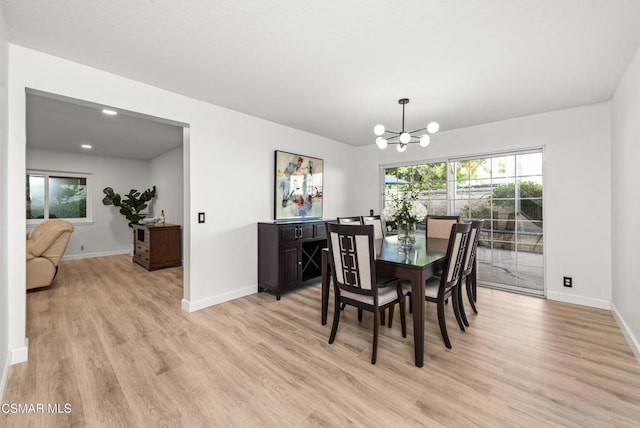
[419,134,430,147]
[374,124,385,136]
[399,132,411,144]
[397,143,407,153]
[375,137,388,150]
[427,121,440,134]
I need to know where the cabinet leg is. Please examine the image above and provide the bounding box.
[276,293,281,301]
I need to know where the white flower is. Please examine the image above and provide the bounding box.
[382,203,398,220]
[410,202,427,221]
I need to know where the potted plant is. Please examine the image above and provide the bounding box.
[102,186,157,227]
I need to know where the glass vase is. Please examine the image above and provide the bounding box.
[397,222,417,251]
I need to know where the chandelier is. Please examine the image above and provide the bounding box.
[374,98,439,152]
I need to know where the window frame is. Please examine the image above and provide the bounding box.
[26,170,93,226]
[380,147,545,295]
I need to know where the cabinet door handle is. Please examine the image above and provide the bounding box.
[299,228,303,238]
[295,228,300,239]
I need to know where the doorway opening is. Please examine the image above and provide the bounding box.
[25,89,189,296]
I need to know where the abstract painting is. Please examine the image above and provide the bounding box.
[274,151,323,220]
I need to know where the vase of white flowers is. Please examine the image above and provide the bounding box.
[382,191,428,250]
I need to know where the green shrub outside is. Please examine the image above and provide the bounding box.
[49,199,87,219]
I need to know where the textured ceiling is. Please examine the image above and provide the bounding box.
[5,0,640,146]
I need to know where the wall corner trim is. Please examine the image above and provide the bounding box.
[62,248,132,261]
[181,285,256,313]
[9,338,28,365]
[611,302,640,364]
[546,291,610,310]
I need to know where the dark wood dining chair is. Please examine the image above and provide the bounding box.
[362,214,403,327]
[337,216,362,224]
[337,217,363,313]
[458,220,484,326]
[426,215,460,239]
[425,215,461,287]
[339,215,395,324]
[326,222,406,364]
[405,222,471,349]
[361,215,385,240]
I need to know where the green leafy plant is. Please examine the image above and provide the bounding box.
[492,181,542,201]
[460,203,491,220]
[492,181,542,220]
[102,186,157,227]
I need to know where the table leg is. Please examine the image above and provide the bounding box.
[321,250,330,325]
[411,270,425,367]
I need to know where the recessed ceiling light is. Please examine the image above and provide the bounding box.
[81,144,92,149]
[102,109,118,116]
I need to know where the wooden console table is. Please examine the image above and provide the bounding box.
[132,224,182,271]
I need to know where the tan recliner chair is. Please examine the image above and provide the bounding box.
[26,219,74,289]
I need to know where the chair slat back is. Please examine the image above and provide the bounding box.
[361,215,384,240]
[426,215,460,239]
[337,216,363,225]
[462,220,484,276]
[440,222,472,293]
[327,223,376,297]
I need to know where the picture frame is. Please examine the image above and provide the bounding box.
[274,150,324,221]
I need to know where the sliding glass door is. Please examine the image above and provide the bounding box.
[383,149,544,295]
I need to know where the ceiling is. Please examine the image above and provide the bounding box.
[26,92,184,160]
[5,0,640,147]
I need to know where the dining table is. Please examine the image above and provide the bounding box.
[321,235,453,367]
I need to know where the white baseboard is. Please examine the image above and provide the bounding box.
[0,351,9,402]
[547,290,610,310]
[9,338,28,365]
[611,302,640,364]
[63,248,132,261]
[182,285,256,313]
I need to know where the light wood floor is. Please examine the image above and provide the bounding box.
[2,255,640,427]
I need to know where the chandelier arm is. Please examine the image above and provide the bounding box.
[408,127,428,134]
[374,98,437,150]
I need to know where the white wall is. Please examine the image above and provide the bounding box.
[26,148,151,258]
[611,44,640,361]
[7,45,355,360]
[353,103,612,309]
[149,146,183,227]
[0,4,10,395]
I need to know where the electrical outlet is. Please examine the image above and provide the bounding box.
[198,212,205,223]
[563,276,572,288]
[369,209,374,216]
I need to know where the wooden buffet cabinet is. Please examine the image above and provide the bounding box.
[258,220,327,300]
[132,224,182,271]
